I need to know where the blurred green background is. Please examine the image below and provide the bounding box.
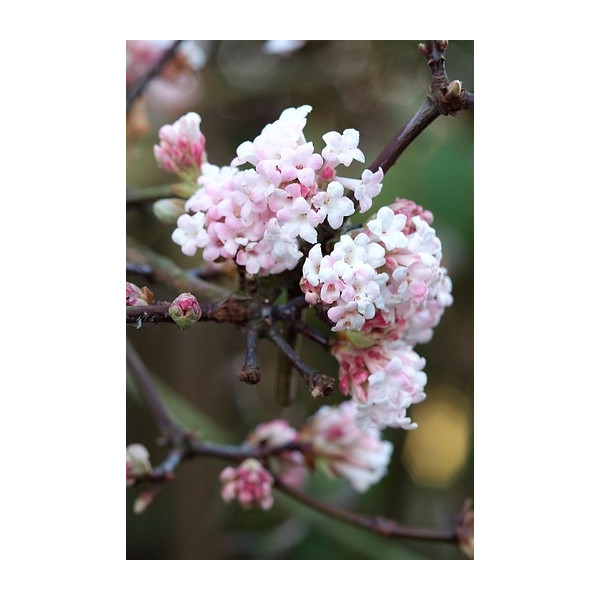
[126,40,473,560]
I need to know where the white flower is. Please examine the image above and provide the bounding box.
[355,168,384,213]
[171,212,209,256]
[312,181,355,229]
[322,129,365,167]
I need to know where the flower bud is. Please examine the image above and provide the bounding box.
[133,489,156,514]
[446,80,462,98]
[219,459,274,511]
[168,293,202,329]
[154,112,207,178]
[126,282,154,307]
[126,444,152,485]
[152,198,186,224]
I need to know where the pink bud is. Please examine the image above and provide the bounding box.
[168,293,201,329]
[126,282,154,307]
[154,112,207,177]
[219,459,274,511]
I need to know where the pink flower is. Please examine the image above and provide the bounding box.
[332,339,427,431]
[219,459,274,511]
[300,401,393,492]
[247,420,307,488]
[154,112,207,177]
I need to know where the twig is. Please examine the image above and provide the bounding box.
[126,297,252,326]
[367,40,473,178]
[239,322,261,384]
[292,319,332,350]
[126,236,229,302]
[274,478,458,544]
[126,339,182,440]
[126,41,183,113]
[126,185,177,209]
[267,326,335,398]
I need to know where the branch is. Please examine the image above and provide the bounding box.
[126,236,229,302]
[126,297,252,326]
[274,478,458,545]
[368,40,473,178]
[126,185,177,209]
[267,326,335,398]
[126,339,182,440]
[126,41,183,113]
[239,322,261,384]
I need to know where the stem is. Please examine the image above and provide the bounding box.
[268,326,335,398]
[274,478,457,544]
[239,323,261,384]
[126,297,251,326]
[368,103,439,176]
[126,40,183,113]
[126,185,176,208]
[126,339,181,439]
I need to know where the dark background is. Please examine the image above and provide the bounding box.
[126,40,473,560]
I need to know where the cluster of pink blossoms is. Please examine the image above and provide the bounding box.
[154,108,452,433]
[302,199,453,430]
[218,402,392,510]
[158,106,383,275]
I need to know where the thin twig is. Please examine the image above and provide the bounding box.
[126,339,182,440]
[126,41,183,113]
[267,326,335,398]
[239,322,261,384]
[126,185,177,209]
[274,478,458,544]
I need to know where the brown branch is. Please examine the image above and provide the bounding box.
[126,40,183,113]
[239,322,261,384]
[267,326,335,398]
[367,40,473,178]
[126,297,252,326]
[274,478,458,545]
[126,339,182,441]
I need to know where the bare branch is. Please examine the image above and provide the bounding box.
[126,41,183,113]
[274,478,458,545]
[126,339,182,440]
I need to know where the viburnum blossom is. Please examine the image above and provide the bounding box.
[154,112,207,177]
[219,459,274,511]
[299,401,393,492]
[165,106,381,275]
[156,107,453,434]
[333,339,426,430]
[247,420,307,488]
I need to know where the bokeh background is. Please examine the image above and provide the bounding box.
[126,40,473,560]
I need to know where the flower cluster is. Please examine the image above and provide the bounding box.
[301,199,452,336]
[219,458,274,511]
[301,199,452,430]
[218,405,393,511]
[164,107,383,275]
[299,401,393,492]
[246,420,307,489]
